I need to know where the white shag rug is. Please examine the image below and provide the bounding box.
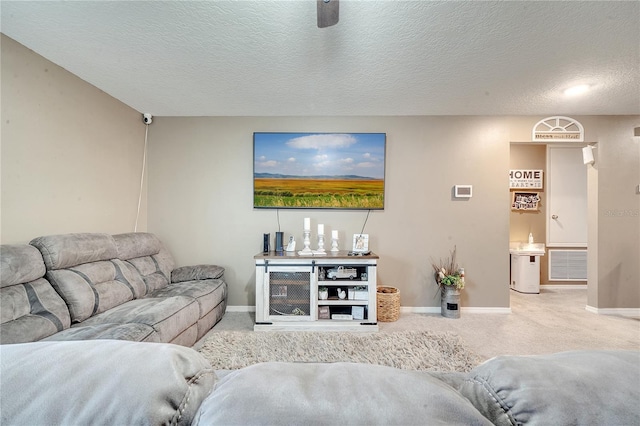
[197,330,481,372]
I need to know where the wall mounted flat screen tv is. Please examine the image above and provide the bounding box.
[254,132,386,210]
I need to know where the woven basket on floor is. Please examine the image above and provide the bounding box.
[377,286,400,322]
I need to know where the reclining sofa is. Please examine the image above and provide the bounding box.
[0,232,227,346]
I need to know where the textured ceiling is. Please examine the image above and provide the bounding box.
[2,1,639,116]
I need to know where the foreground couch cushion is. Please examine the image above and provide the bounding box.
[194,362,492,425]
[0,340,216,426]
[458,350,640,426]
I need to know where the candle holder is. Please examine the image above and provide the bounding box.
[331,236,339,252]
[298,230,313,255]
[314,233,326,254]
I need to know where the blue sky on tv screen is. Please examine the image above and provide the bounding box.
[254,133,385,180]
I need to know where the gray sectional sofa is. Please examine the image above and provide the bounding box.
[1,339,638,425]
[0,232,227,346]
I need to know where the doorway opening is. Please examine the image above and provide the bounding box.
[509,142,589,308]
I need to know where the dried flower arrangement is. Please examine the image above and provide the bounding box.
[431,246,464,290]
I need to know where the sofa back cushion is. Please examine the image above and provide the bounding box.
[30,234,145,323]
[0,245,71,343]
[113,233,175,295]
[31,233,118,270]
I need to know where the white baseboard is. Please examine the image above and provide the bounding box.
[226,305,256,312]
[541,284,588,289]
[400,307,440,314]
[400,306,511,314]
[230,305,512,314]
[585,305,640,317]
[462,307,512,314]
[231,303,637,317]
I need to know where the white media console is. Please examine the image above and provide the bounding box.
[254,251,379,331]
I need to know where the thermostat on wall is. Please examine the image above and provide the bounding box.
[454,185,473,198]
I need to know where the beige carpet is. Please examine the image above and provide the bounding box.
[201,288,639,361]
[198,330,481,371]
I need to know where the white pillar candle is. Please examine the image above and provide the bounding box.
[332,230,338,239]
[304,217,310,230]
[318,224,324,235]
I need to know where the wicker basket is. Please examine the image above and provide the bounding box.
[376,286,400,322]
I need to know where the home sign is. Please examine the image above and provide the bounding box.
[510,169,543,189]
[531,116,584,142]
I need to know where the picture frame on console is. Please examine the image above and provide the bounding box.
[253,132,386,210]
[352,234,369,253]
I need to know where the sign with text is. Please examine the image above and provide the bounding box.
[510,169,543,189]
[532,116,584,142]
[512,192,540,211]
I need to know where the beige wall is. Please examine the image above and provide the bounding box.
[148,116,515,308]
[148,116,639,310]
[590,116,640,310]
[1,35,147,244]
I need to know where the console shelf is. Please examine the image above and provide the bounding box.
[254,251,379,332]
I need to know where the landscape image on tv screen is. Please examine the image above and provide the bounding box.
[254,132,386,209]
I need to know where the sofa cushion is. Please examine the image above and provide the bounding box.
[150,279,227,340]
[113,232,162,260]
[30,233,117,270]
[79,296,200,345]
[172,265,225,282]
[194,362,492,426]
[43,322,160,343]
[149,279,226,319]
[0,244,46,287]
[195,300,227,341]
[458,350,640,426]
[46,259,145,323]
[121,255,171,293]
[0,278,72,344]
[29,233,149,324]
[170,322,200,347]
[0,245,71,344]
[0,340,216,426]
[114,232,175,295]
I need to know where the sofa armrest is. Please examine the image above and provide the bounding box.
[171,264,224,283]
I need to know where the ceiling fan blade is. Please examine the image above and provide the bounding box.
[317,0,339,28]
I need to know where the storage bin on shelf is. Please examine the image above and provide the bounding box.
[376,286,400,322]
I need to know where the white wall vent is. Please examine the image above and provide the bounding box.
[549,249,587,281]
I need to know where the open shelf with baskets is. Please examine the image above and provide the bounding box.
[254,251,379,331]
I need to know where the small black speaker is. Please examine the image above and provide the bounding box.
[275,232,284,252]
[263,233,270,253]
